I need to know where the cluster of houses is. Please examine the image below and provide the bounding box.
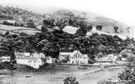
[13,50,89,69]
[0,49,130,69]
[59,50,130,66]
[14,52,56,69]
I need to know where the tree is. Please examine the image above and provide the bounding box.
[58,22,66,31]
[118,63,135,84]
[87,25,92,31]
[27,19,36,28]
[114,26,118,33]
[96,25,102,31]
[43,17,55,28]
[75,28,87,36]
[41,26,48,32]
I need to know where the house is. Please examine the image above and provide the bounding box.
[15,52,45,58]
[31,52,45,58]
[59,52,72,62]
[45,56,55,64]
[63,26,79,34]
[0,56,10,62]
[59,50,88,64]
[14,52,31,57]
[119,49,132,61]
[6,20,16,24]
[16,57,44,69]
[95,54,118,65]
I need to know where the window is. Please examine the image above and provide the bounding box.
[74,54,77,58]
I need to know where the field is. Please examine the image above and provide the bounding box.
[0,24,41,35]
[0,64,125,84]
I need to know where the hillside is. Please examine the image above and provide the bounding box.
[48,9,134,39]
[0,5,134,39]
[0,5,44,25]
[0,6,135,66]
[0,24,41,35]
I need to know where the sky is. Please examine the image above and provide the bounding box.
[0,0,135,26]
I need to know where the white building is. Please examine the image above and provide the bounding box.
[14,52,31,57]
[0,56,10,62]
[46,56,54,64]
[59,50,88,64]
[95,54,118,65]
[119,49,132,61]
[6,20,16,24]
[63,26,79,34]
[31,52,45,58]
[16,57,44,69]
[15,52,45,58]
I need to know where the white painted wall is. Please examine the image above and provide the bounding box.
[16,58,43,69]
[69,51,88,64]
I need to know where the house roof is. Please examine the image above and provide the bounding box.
[96,54,117,61]
[0,56,10,59]
[63,26,79,34]
[59,50,87,58]
[59,52,72,55]
[15,52,30,57]
[83,54,88,58]
[31,52,45,57]
[59,50,80,55]
[70,50,81,57]
[16,57,41,61]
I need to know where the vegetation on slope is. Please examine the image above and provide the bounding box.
[0,5,44,25]
[0,6,134,63]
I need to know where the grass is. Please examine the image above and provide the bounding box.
[0,24,41,35]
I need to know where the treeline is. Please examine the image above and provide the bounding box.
[0,9,134,62]
[2,19,36,28]
[3,21,24,27]
[0,28,134,61]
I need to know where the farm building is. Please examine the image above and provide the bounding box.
[95,54,118,65]
[14,52,31,57]
[45,56,56,64]
[59,50,88,64]
[31,52,45,58]
[16,56,44,69]
[15,52,45,58]
[0,56,10,62]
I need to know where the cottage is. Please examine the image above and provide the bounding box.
[15,52,45,58]
[59,52,72,62]
[119,49,132,61]
[63,26,78,34]
[31,52,45,58]
[0,56,10,62]
[59,50,88,64]
[14,52,31,57]
[6,20,16,24]
[46,56,54,64]
[95,54,118,65]
[16,57,44,69]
